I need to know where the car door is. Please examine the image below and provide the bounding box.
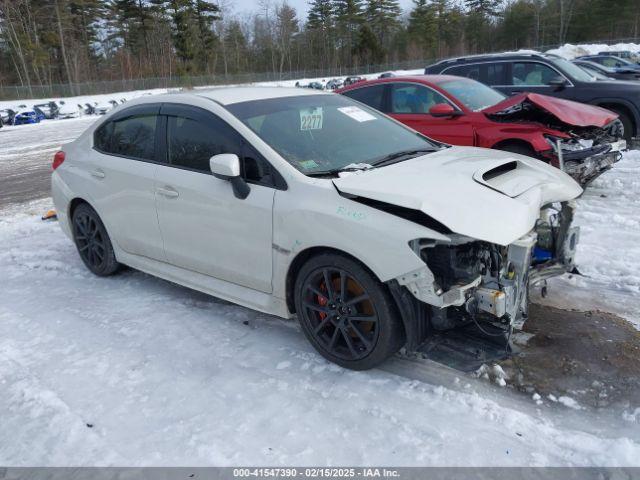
[505,61,573,98]
[388,82,475,146]
[89,104,166,260]
[154,104,276,293]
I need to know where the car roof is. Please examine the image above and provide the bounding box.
[196,86,329,105]
[428,51,558,67]
[340,74,466,89]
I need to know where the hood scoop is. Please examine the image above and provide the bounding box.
[473,159,545,198]
[332,147,582,246]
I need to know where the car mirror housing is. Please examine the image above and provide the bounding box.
[547,76,568,89]
[210,153,250,200]
[429,103,461,118]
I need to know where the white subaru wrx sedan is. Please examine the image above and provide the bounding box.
[52,87,582,370]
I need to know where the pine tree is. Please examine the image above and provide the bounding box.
[408,0,437,56]
[334,0,364,64]
[307,0,335,68]
[354,23,383,64]
[464,0,503,18]
[365,0,401,50]
[223,20,249,74]
[307,0,334,31]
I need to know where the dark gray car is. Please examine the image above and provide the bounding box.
[426,52,640,144]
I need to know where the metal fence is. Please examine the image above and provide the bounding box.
[0,58,433,101]
[1,36,638,101]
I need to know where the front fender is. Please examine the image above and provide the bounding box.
[271,182,449,300]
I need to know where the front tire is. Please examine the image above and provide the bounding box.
[611,110,633,143]
[72,203,120,276]
[294,253,404,370]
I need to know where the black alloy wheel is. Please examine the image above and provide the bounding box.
[72,203,120,276]
[295,253,403,370]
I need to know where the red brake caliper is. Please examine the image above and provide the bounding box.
[317,282,329,320]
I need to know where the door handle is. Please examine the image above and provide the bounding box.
[91,169,105,179]
[157,187,179,199]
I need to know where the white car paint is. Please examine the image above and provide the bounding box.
[334,147,582,246]
[51,87,583,360]
[57,103,81,119]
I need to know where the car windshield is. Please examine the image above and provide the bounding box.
[603,56,634,66]
[436,78,506,111]
[578,65,610,80]
[226,94,438,175]
[549,57,595,82]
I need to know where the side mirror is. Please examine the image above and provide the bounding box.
[547,76,568,89]
[209,153,250,200]
[429,103,461,118]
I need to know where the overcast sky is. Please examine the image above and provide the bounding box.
[229,0,416,18]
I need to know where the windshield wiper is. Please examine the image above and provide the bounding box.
[306,162,374,177]
[370,148,437,168]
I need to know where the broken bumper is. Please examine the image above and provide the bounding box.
[547,139,625,185]
[395,203,579,328]
[397,234,536,326]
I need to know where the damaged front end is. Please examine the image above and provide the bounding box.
[542,131,625,186]
[484,93,626,185]
[390,202,579,348]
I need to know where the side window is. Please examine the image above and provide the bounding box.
[390,84,452,114]
[94,121,113,152]
[241,143,276,186]
[443,64,481,81]
[511,62,561,86]
[167,115,241,172]
[485,64,505,85]
[600,57,621,67]
[109,115,158,160]
[341,85,386,110]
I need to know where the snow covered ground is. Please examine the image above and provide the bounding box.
[1,197,640,466]
[1,114,640,466]
[533,151,640,329]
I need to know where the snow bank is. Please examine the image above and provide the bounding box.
[546,42,640,59]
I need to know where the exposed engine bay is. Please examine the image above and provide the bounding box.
[394,202,578,340]
[484,94,625,185]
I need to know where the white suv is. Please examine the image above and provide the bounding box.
[52,87,582,369]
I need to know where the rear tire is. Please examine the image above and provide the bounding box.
[72,203,120,277]
[294,253,404,370]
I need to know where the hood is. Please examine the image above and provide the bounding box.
[483,92,617,128]
[333,147,582,246]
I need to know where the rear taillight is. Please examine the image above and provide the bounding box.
[52,151,65,171]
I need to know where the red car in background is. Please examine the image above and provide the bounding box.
[337,75,625,185]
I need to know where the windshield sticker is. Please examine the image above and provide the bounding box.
[300,107,323,131]
[337,106,376,122]
[299,159,319,169]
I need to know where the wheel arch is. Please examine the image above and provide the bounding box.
[285,246,381,315]
[491,138,538,154]
[593,100,638,136]
[68,197,92,219]
[67,197,116,243]
[285,246,416,347]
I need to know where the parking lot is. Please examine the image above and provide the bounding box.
[1,113,639,465]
